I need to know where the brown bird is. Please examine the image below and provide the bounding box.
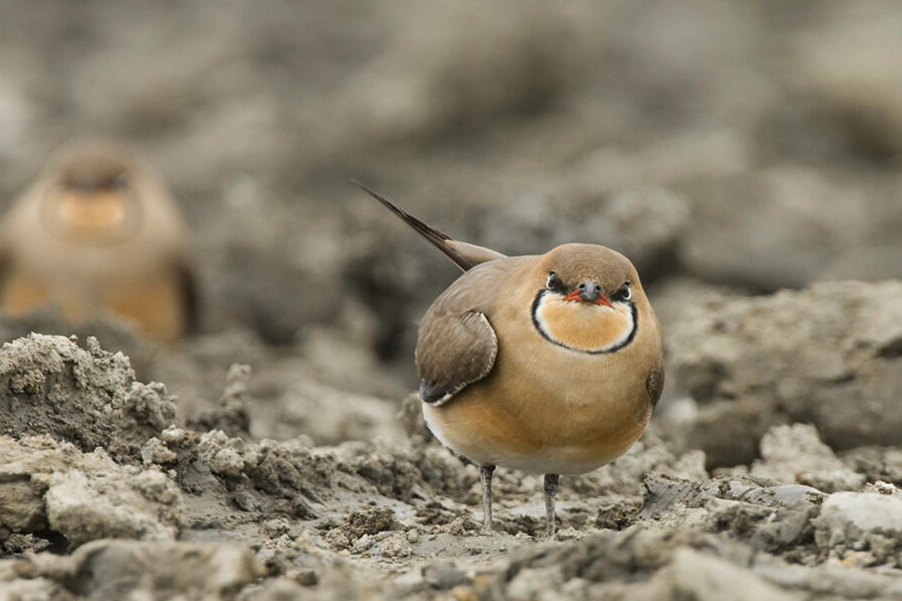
[359,182,664,536]
[0,140,198,343]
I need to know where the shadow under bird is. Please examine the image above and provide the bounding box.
[359,182,664,536]
[0,140,198,343]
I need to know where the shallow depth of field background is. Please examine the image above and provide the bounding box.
[1,0,900,386]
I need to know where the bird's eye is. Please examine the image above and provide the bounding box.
[614,282,631,302]
[546,271,562,291]
[112,172,130,190]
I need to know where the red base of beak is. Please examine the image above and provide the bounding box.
[563,290,612,307]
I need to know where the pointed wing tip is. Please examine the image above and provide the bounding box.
[355,182,488,271]
[352,179,405,212]
[351,178,378,199]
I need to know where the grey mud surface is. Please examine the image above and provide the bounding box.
[3,310,902,600]
[3,1,902,600]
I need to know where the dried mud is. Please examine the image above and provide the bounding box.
[1,326,902,599]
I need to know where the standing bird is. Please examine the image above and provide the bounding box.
[0,140,198,343]
[359,183,664,536]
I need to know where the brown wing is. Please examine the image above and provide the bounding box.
[413,258,519,404]
[416,311,497,404]
[175,257,200,335]
[646,355,665,409]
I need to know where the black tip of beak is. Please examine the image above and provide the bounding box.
[577,280,602,302]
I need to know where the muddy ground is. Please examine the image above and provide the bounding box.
[2,1,902,599]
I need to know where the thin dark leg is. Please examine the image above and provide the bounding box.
[481,464,496,532]
[544,473,560,537]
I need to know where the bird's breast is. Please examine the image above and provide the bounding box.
[533,296,635,353]
[423,310,657,474]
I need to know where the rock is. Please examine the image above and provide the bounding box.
[195,174,341,346]
[0,310,156,377]
[0,435,184,548]
[188,363,252,437]
[0,334,176,461]
[0,579,62,600]
[46,468,182,546]
[0,477,45,533]
[751,424,866,492]
[686,399,773,470]
[843,446,902,488]
[336,2,587,144]
[669,281,902,467]
[397,392,433,443]
[814,491,902,558]
[238,577,306,601]
[278,376,404,445]
[197,430,249,479]
[643,547,798,601]
[423,561,468,590]
[679,166,902,291]
[345,507,397,537]
[506,566,564,601]
[641,473,824,556]
[755,553,902,599]
[140,437,177,465]
[377,534,412,559]
[795,2,902,157]
[62,539,264,600]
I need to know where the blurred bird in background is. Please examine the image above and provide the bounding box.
[0,140,198,343]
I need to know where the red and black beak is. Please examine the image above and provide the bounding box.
[563,280,612,307]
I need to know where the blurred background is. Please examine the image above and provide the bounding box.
[0,0,900,444]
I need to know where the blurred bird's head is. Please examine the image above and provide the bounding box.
[40,141,144,245]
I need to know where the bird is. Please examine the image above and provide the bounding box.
[358,182,664,537]
[0,140,198,343]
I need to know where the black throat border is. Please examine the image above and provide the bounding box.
[530,289,638,355]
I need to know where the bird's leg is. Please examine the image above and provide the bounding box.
[544,473,560,537]
[480,464,496,532]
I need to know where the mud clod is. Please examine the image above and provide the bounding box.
[188,363,253,437]
[0,334,176,463]
[669,282,902,467]
[1,435,185,549]
[345,507,398,537]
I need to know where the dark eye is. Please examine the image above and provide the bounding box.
[112,172,130,190]
[613,282,631,302]
[546,271,563,291]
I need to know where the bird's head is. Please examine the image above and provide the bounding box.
[40,141,143,245]
[531,243,644,354]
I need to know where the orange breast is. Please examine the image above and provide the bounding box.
[0,273,54,317]
[0,269,188,344]
[535,298,633,352]
[423,346,654,473]
[105,277,188,343]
